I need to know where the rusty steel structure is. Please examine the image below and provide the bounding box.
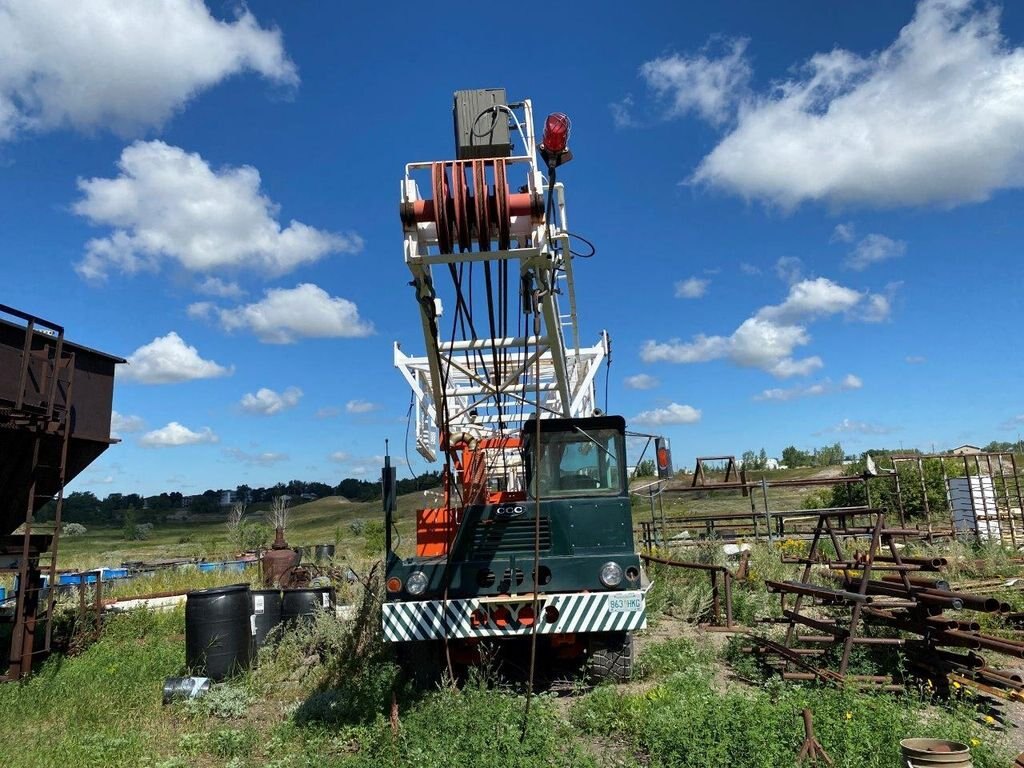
[757,510,1024,696]
[0,304,122,681]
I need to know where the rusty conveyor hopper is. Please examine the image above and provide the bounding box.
[0,308,124,534]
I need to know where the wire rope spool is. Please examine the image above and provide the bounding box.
[494,158,511,250]
[451,161,472,252]
[431,162,453,255]
[472,159,490,251]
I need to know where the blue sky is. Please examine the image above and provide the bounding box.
[3,0,1024,496]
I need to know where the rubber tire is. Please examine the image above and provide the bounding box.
[587,632,634,684]
[396,640,443,689]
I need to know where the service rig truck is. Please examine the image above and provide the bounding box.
[382,90,647,683]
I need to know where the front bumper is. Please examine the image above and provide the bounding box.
[382,588,647,642]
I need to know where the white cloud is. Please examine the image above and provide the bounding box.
[755,382,827,402]
[197,276,245,299]
[120,331,231,384]
[631,402,702,426]
[642,277,877,378]
[315,406,340,420]
[0,0,296,142]
[139,421,217,447]
[624,374,660,390]
[841,373,863,390]
[346,399,380,414]
[610,94,636,128]
[846,234,907,271]
[110,410,144,437]
[756,277,862,324]
[74,141,360,280]
[831,223,856,243]
[687,0,1024,208]
[224,447,288,466]
[818,418,895,435]
[739,262,762,275]
[774,256,804,284]
[328,451,351,463]
[755,373,863,401]
[240,386,303,415]
[674,277,709,299]
[210,283,374,344]
[905,355,927,364]
[1000,414,1024,430]
[640,39,751,125]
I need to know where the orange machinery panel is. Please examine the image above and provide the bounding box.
[416,507,461,557]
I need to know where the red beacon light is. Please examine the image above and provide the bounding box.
[540,112,573,168]
[541,112,571,153]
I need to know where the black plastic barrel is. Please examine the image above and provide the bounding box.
[251,588,282,649]
[185,583,253,681]
[314,544,336,562]
[281,587,335,625]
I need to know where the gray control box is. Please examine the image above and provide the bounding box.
[453,88,513,160]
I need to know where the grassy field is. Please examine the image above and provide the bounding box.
[2,476,1022,766]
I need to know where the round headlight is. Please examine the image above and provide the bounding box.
[406,570,428,596]
[599,561,623,588]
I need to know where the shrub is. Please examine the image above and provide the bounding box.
[62,522,87,537]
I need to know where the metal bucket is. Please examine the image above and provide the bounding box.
[900,739,972,768]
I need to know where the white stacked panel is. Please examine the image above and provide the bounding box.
[948,476,1001,541]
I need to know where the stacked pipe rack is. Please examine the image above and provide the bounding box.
[757,510,1024,701]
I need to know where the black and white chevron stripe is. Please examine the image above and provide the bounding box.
[382,590,647,642]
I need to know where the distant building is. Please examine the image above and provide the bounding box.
[951,444,982,456]
[765,458,780,470]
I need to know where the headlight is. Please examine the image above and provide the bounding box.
[406,570,428,596]
[599,561,623,588]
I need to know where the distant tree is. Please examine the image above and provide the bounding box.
[814,442,845,467]
[635,459,656,477]
[781,446,811,467]
[741,450,756,469]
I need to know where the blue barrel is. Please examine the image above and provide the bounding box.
[185,584,253,681]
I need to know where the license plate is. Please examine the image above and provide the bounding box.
[607,595,642,613]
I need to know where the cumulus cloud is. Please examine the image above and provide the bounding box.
[774,257,804,284]
[207,283,374,344]
[845,234,907,271]
[640,39,751,125]
[74,141,360,280]
[0,0,296,142]
[755,374,863,401]
[817,418,895,435]
[110,410,144,438]
[831,223,856,243]
[224,447,288,466]
[140,421,217,447]
[240,386,303,415]
[197,276,245,299]
[624,374,660,390]
[120,331,232,384]
[642,277,877,377]
[683,0,1024,208]
[674,277,709,299]
[631,402,702,426]
[346,399,380,414]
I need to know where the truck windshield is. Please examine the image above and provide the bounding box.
[530,428,623,497]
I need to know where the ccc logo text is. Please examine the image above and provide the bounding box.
[493,506,525,519]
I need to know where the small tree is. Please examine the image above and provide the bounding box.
[635,459,656,477]
[270,496,290,530]
[226,501,246,549]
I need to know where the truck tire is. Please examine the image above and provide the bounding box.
[587,632,634,684]
[396,640,443,689]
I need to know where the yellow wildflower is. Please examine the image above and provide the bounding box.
[845,712,853,720]
[984,715,995,725]
[970,738,981,747]
[952,681,961,689]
